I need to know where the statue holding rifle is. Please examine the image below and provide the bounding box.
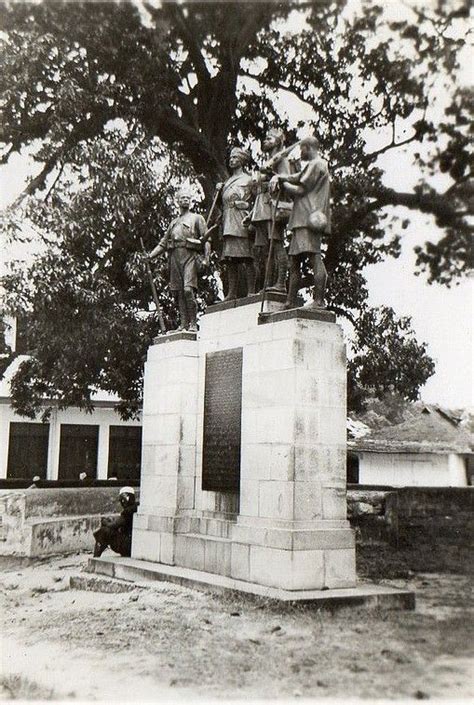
[250,127,294,294]
[146,187,209,332]
[271,136,331,310]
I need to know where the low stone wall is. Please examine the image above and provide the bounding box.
[348,487,474,548]
[1,486,470,558]
[347,489,394,544]
[0,487,139,558]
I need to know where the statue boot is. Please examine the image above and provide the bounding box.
[176,291,189,330]
[253,244,267,292]
[224,262,239,300]
[304,255,328,309]
[184,288,198,332]
[268,259,287,294]
[285,265,300,309]
[246,261,257,296]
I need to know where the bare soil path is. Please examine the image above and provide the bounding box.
[1,552,473,701]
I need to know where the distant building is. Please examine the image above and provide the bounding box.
[0,316,142,482]
[348,406,473,487]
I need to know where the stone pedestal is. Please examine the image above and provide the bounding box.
[131,294,356,592]
[132,331,199,565]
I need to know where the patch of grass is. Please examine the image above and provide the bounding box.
[1,674,58,700]
[356,542,474,580]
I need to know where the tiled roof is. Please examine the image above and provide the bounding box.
[349,412,473,454]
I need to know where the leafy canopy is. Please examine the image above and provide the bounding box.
[0,0,471,418]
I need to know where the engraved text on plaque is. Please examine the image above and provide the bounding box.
[202,347,243,492]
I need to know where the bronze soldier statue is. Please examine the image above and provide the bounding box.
[250,128,291,293]
[272,136,331,309]
[147,187,207,331]
[217,147,255,300]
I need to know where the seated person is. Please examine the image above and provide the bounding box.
[93,486,138,558]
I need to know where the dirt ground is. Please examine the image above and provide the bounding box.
[1,550,473,702]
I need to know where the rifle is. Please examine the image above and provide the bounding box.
[200,222,219,243]
[261,139,303,173]
[205,183,223,229]
[140,237,167,335]
[260,187,282,314]
[199,183,224,263]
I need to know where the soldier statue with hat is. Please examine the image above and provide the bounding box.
[271,135,331,309]
[146,187,208,332]
[216,146,256,300]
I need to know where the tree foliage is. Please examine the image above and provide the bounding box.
[0,0,471,417]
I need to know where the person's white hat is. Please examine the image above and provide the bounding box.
[119,486,135,496]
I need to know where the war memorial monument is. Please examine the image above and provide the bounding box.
[89,133,414,608]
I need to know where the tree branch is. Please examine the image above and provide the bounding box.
[10,108,116,205]
[236,15,263,51]
[12,155,60,208]
[44,161,65,202]
[364,132,419,161]
[239,69,313,106]
[327,305,356,325]
[168,4,211,86]
[443,172,472,196]
[369,187,463,221]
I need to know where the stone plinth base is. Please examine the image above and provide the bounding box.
[87,556,415,610]
[135,296,359,594]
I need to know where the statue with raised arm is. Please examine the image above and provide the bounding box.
[217,147,255,301]
[147,187,207,332]
[272,136,331,310]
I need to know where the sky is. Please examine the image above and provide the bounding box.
[1,0,472,410]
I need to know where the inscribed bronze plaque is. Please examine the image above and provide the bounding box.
[202,347,243,492]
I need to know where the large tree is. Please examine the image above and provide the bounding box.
[0,0,471,418]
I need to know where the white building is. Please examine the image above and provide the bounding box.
[349,410,472,487]
[0,319,142,482]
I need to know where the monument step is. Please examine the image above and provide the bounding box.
[87,556,415,610]
[187,518,234,539]
[176,531,232,543]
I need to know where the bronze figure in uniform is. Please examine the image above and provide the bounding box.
[250,128,290,293]
[147,188,207,331]
[217,147,256,300]
[272,136,331,309]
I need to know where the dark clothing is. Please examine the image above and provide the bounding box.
[93,500,139,557]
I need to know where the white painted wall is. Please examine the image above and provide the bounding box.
[0,401,142,480]
[448,453,468,486]
[358,451,468,487]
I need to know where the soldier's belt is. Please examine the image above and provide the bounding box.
[186,237,203,251]
[169,239,202,251]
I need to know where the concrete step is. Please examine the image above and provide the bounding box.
[70,574,142,593]
[87,556,415,610]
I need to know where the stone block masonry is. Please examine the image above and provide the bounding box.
[0,487,139,558]
[130,294,360,594]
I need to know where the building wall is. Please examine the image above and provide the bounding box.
[0,401,142,481]
[447,453,468,486]
[358,451,468,487]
